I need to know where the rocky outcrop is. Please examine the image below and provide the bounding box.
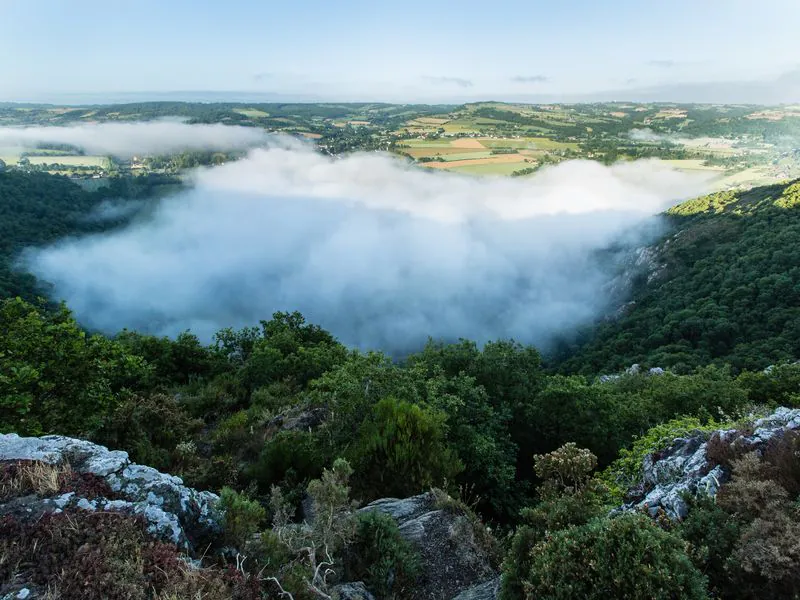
[266,407,328,436]
[359,492,499,600]
[332,582,376,600]
[451,577,501,600]
[620,407,800,520]
[0,433,221,551]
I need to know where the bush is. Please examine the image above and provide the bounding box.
[0,298,148,436]
[343,511,421,599]
[219,487,267,548]
[677,495,742,598]
[93,392,201,471]
[249,429,324,499]
[534,443,597,494]
[521,514,707,600]
[500,525,540,600]
[731,509,800,598]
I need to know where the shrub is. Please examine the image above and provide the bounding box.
[249,429,324,500]
[677,494,742,598]
[343,511,421,599]
[534,442,597,494]
[0,510,238,600]
[219,487,267,548]
[731,508,800,598]
[521,514,707,600]
[762,430,800,497]
[716,453,789,521]
[500,525,540,600]
[93,392,201,471]
[0,298,148,436]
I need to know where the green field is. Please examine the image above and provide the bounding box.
[26,155,107,167]
[448,162,528,176]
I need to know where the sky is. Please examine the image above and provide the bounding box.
[1,0,800,103]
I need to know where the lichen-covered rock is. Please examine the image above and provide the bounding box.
[450,577,500,600]
[0,433,221,550]
[332,582,376,600]
[360,492,497,600]
[620,407,800,520]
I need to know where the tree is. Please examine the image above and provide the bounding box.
[0,298,148,436]
[349,397,463,500]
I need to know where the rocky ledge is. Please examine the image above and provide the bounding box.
[360,492,500,600]
[621,407,800,520]
[0,433,221,551]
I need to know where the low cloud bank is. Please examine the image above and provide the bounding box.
[25,145,712,352]
[0,122,272,157]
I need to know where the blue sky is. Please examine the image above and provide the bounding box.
[2,0,799,103]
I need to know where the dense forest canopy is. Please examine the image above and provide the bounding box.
[556,179,800,374]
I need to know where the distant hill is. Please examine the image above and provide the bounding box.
[556,179,800,374]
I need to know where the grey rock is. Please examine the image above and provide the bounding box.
[332,582,376,600]
[620,407,800,520]
[0,433,221,551]
[360,492,497,600]
[267,407,328,435]
[451,577,500,600]
[360,494,432,522]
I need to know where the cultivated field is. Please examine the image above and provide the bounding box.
[25,155,107,167]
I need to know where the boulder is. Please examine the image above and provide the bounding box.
[0,433,221,551]
[359,492,498,600]
[451,577,500,600]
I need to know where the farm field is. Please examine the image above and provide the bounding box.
[422,153,530,171]
[447,161,531,176]
[25,155,107,167]
[400,135,573,173]
[662,159,727,172]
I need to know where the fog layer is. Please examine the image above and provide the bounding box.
[25,143,711,352]
[0,122,271,157]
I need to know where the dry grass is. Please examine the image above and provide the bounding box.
[0,460,71,500]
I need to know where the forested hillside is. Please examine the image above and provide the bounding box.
[0,171,179,300]
[558,179,800,374]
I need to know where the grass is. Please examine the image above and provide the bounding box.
[0,460,71,500]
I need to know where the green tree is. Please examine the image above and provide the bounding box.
[0,298,148,435]
[350,397,463,499]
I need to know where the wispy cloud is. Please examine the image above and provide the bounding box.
[0,122,271,158]
[511,75,550,84]
[422,76,474,88]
